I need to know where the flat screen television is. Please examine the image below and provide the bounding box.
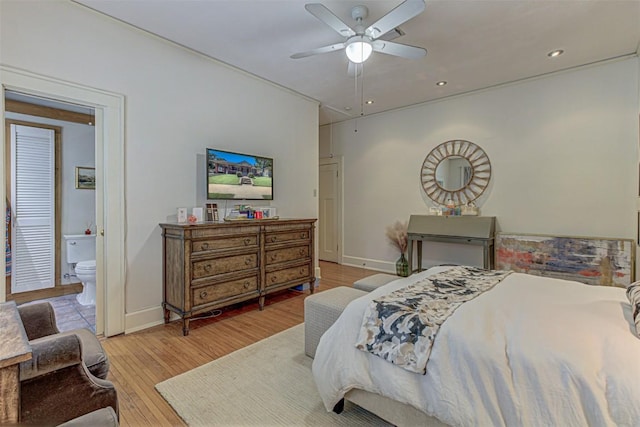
[206,148,273,200]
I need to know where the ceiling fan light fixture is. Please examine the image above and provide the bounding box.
[547,49,564,58]
[345,37,373,63]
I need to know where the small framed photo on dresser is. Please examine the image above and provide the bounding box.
[206,203,218,222]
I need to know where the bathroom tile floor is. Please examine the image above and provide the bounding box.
[38,294,96,333]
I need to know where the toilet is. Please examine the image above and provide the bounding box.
[64,234,96,306]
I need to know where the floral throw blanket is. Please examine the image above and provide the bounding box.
[355,266,512,374]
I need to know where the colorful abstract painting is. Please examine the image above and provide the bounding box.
[495,233,635,287]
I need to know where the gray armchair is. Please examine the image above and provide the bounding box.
[18,302,109,379]
[16,302,117,425]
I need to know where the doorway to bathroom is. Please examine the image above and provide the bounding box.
[1,66,126,337]
[4,91,97,332]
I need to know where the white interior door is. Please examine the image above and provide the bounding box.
[319,159,341,262]
[10,124,55,293]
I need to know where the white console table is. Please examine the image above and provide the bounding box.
[407,215,496,273]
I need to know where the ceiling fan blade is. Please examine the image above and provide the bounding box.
[290,42,346,59]
[378,27,405,42]
[371,40,427,59]
[305,3,356,38]
[347,61,362,77]
[366,0,425,40]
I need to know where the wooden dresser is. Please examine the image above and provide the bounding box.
[160,218,316,335]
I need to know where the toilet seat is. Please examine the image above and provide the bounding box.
[76,260,96,271]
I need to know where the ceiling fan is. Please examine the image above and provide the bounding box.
[290,0,427,65]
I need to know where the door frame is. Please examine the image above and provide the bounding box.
[0,66,126,337]
[319,156,343,264]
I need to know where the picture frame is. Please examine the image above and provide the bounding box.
[495,232,635,287]
[177,207,187,223]
[75,166,95,190]
[206,203,219,222]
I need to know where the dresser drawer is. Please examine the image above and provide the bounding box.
[265,264,310,287]
[266,245,309,265]
[192,253,258,279]
[192,276,259,306]
[265,229,311,246]
[192,235,258,253]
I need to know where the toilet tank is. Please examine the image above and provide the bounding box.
[64,234,96,264]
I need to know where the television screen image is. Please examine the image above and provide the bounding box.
[207,148,273,200]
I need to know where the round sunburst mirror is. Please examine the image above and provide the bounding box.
[420,140,491,206]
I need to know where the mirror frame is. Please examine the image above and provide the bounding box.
[420,140,491,206]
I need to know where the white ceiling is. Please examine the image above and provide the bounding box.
[76,0,640,126]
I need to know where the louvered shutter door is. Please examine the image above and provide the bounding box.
[11,124,55,293]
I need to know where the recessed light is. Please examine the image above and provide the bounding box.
[344,106,352,111]
[547,49,564,58]
[365,100,374,105]
[436,81,447,86]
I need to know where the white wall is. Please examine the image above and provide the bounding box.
[321,58,640,273]
[1,0,319,330]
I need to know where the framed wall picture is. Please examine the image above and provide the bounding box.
[75,166,95,190]
[496,232,635,287]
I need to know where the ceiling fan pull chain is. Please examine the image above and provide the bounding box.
[360,63,365,117]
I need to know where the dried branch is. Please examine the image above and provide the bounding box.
[385,220,408,254]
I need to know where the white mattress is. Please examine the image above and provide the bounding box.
[312,266,640,426]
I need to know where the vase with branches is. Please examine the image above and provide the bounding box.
[386,220,409,277]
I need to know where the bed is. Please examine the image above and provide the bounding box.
[312,265,640,426]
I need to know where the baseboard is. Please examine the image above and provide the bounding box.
[124,268,324,333]
[341,256,396,274]
[124,305,167,334]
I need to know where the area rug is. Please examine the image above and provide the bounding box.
[155,324,391,426]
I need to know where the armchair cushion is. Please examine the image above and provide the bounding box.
[30,328,110,380]
[20,334,119,425]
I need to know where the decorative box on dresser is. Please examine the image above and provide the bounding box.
[160,218,316,335]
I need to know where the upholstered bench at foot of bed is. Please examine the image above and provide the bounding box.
[304,286,367,358]
[353,273,398,292]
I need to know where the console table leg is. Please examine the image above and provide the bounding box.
[163,308,170,324]
[182,318,190,336]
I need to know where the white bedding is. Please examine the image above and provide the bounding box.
[312,266,640,426]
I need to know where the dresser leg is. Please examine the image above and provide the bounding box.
[182,318,190,336]
[258,295,265,310]
[309,278,316,294]
[163,308,170,324]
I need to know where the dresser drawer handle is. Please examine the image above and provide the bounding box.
[271,276,277,283]
[300,268,305,274]
[270,236,277,242]
[244,238,252,245]
[203,264,212,273]
[201,242,209,250]
[245,258,252,265]
[243,281,251,289]
[300,233,307,239]
[270,254,277,262]
[299,249,305,256]
[200,290,208,299]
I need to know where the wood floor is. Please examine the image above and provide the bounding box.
[101,261,377,426]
